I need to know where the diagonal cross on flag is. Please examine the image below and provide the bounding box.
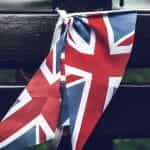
[0,10,137,150]
[0,49,62,149]
[63,13,137,150]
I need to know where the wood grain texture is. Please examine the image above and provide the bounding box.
[0,12,57,69]
[0,12,148,69]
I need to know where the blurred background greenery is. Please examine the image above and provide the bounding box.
[114,138,150,150]
[123,68,150,84]
[23,138,150,150]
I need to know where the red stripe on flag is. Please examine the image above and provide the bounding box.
[41,81,61,131]
[67,75,82,84]
[27,70,56,97]
[0,98,46,142]
[39,127,46,143]
[119,34,134,46]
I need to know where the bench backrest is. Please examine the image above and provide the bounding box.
[0,11,150,141]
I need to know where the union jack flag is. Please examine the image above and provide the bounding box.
[0,18,64,149]
[60,12,137,150]
[0,11,137,150]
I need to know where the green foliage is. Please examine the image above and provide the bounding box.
[23,138,60,150]
[24,143,49,150]
[123,68,150,83]
[0,69,16,82]
[114,139,150,150]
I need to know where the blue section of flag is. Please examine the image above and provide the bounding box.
[56,30,67,72]
[4,127,36,150]
[109,13,137,42]
[67,82,85,134]
[59,82,69,127]
[73,17,91,43]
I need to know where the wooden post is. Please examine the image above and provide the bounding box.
[120,0,124,7]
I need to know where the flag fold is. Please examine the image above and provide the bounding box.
[0,10,137,150]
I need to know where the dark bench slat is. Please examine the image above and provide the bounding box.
[0,13,57,69]
[91,85,150,138]
[128,14,150,68]
[0,13,148,69]
[0,87,23,119]
[1,85,150,138]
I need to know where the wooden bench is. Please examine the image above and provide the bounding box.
[0,10,150,149]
